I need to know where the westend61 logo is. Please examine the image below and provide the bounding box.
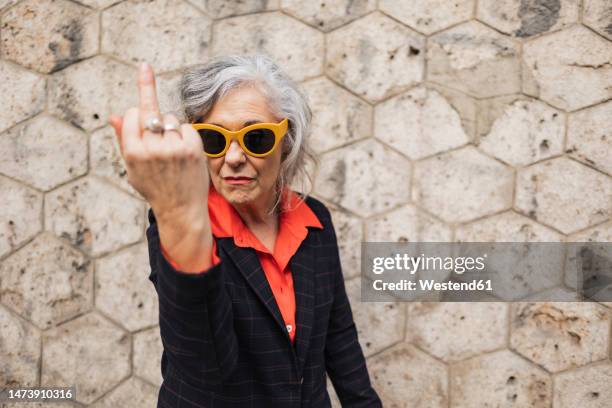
[371,253,487,275]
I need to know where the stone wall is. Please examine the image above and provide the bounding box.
[1,0,611,407]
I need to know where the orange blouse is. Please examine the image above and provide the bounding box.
[159,183,323,344]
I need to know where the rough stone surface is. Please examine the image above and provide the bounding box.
[133,326,163,387]
[90,125,143,198]
[0,176,42,259]
[405,302,507,362]
[450,349,552,407]
[0,0,99,74]
[102,0,211,73]
[369,342,448,407]
[380,0,474,35]
[73,0,121,8]
[211,12,323,82]
[583,0,612,41]
[522,25,612,111]
[200,0,280,19]
[0,60,45,134]
[0,233,93,330]
[345,277,403,357]
[302,76,372,154]
[478,0,579,37]
[314,139,411,217]
[366,204,452,242]
[41,313,130,405]
[0,305,40,387]
[554,362,612,408]
[89,376,158,408]
[326,203,362,279]
[567,101,612,175]
[0,115,88,191]
[48,55,138,132]
[44,177,144,256]
[428,21,521,98]
[477,98,565,167]
[413,146,514,223]
[95,243,158,332]
[510,302,610,372]
[326,12,425,103]
[282,0,375,32]
[375,86,470,160]
[515,157,612,234]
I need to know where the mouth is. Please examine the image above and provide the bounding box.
[223,176,255,185]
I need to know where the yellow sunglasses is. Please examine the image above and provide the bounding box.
[191,118,289,158]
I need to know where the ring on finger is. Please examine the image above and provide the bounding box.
[144,117,164,133]
[163,123,181,133]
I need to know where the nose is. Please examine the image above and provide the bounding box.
[224,140,247,166]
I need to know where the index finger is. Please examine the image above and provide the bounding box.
[137,62,161,130]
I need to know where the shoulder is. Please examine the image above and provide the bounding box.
[295,193,332,224]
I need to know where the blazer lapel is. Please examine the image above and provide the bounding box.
[290,237,316,378]
[219,239,288,335]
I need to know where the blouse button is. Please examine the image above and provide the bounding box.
[286,324,292,333]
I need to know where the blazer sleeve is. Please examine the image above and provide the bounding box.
[145,207,238,389]
[323,209,383,408]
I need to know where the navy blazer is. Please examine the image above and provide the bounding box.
[145,194,382,407]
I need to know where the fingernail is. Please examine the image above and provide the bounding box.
[140,62,148,73]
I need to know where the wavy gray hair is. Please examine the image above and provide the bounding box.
[178,53,317,215]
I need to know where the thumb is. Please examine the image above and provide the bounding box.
[109,115,124,144]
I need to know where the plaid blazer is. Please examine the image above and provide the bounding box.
[145,195,382,408]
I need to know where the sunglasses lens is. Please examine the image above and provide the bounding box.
[198,129,226,155]
[244,129,276,155]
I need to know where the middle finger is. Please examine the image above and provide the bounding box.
[137,62,162,135]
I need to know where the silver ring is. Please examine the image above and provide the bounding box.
[144,117,164,133]
[163,123,180,133]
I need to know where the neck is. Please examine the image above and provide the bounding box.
[233,188,280,229]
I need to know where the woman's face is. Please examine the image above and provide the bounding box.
[203,84,284,209]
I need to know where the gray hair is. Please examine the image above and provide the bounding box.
[178,53,318,215]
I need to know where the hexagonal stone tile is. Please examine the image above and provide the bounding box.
[413,146,513,223]
[515,157,612,234]
[583,0,612,41]
[375,86,470,160]
[72,0,121,8]
[450,349,552,407]
[328,377,341,407]
[0,0,19,12]
[554,362,612,407]
[96,243,158,331]
[90,125,142,198]
[405,302,507,362]
[456,211,562,242]
[0,60,45,134]
[326,11,425,103]
[567,101,612,175]
[344,277,403,357]
[0,233,92,330]
[156,71,183,117]
[428,21,520,98]
[477,98,564,167]
[1,0,99,74]
[366,204,452,242]
[41,313,130,405]
[133,326,163,387]
[282,0,375,32]
[44,177,144,256]
[326,202,362,279]
[569,221,612,242]
[48,55,137,132]
[211,12,323,82]
[522,25,612,111]
[200,0,279,19]
[478,0,579,38]
[0,176,42,258]
[379,0,473,35]
[302,77,371,154]
[0,305,40,387]
[510,302,610,372]
[369,342,448,407]
[102,0,211,73]
[0,115,88,191]
[89,377,158,408]
[314,139,411,217]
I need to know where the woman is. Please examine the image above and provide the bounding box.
[109,54,382,407]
